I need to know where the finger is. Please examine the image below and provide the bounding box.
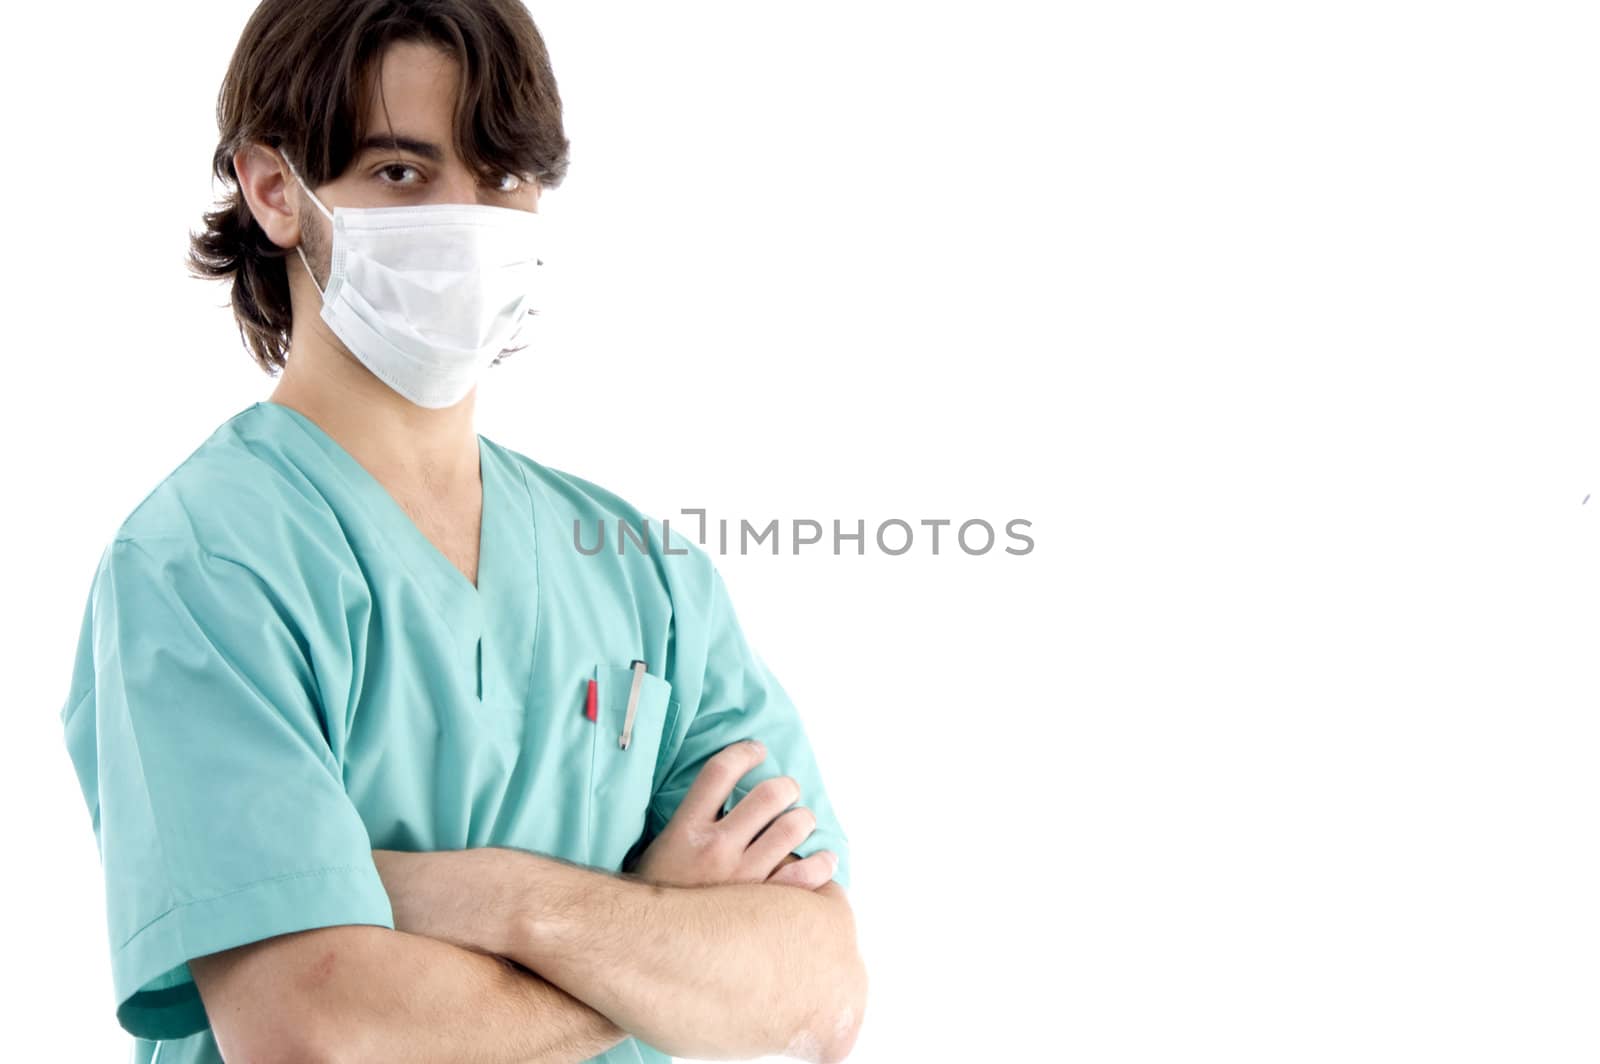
[722,775,801,842]
[745,804,817,871]
[766,850,837,890]
[676,739,767,825]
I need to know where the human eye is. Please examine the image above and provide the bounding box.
[373,162,423,187]
[488,170,527,194]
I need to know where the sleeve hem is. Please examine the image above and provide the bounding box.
[112,862,395,1041]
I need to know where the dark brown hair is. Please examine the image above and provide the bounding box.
[187,0,570,374]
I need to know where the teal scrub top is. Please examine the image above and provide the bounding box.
[58,400,851,1064]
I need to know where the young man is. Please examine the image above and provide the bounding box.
[56,3,864,1062]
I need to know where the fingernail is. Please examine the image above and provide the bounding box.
[747,740,765,756]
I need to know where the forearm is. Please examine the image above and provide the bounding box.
[298,925,629,1064]
[366,934,627,1056]
[488,848,862,1063]
[349,849,632,1062]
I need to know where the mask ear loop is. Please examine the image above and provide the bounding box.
[278,150,334,300]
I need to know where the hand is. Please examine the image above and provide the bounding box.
[633,739,838,890]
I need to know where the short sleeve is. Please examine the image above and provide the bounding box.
[59,537,393,1041]
[648,566,853,889]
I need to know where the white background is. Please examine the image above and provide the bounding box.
[4,1,1597,1061]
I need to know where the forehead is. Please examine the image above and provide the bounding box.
[357,40,462,160]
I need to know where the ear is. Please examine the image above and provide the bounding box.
[233,141,305,251]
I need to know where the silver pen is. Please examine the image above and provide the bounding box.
[620,659,647,750]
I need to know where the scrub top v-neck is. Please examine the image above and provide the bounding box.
[57,399,853,1064]
[271,400,537,712]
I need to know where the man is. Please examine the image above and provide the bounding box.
[56,2,865,1062]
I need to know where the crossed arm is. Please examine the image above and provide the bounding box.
[190,745,866,1063]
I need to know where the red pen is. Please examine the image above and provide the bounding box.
[584,678,598,722]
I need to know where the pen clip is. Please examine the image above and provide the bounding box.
[620,659,647,750]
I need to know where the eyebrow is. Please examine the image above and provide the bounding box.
[354,135,444,162]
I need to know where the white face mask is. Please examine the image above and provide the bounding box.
[280,150,543,409]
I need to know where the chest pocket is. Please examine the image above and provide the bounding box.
[587,662,677,869]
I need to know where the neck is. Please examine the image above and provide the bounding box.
[268,340,480,494]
